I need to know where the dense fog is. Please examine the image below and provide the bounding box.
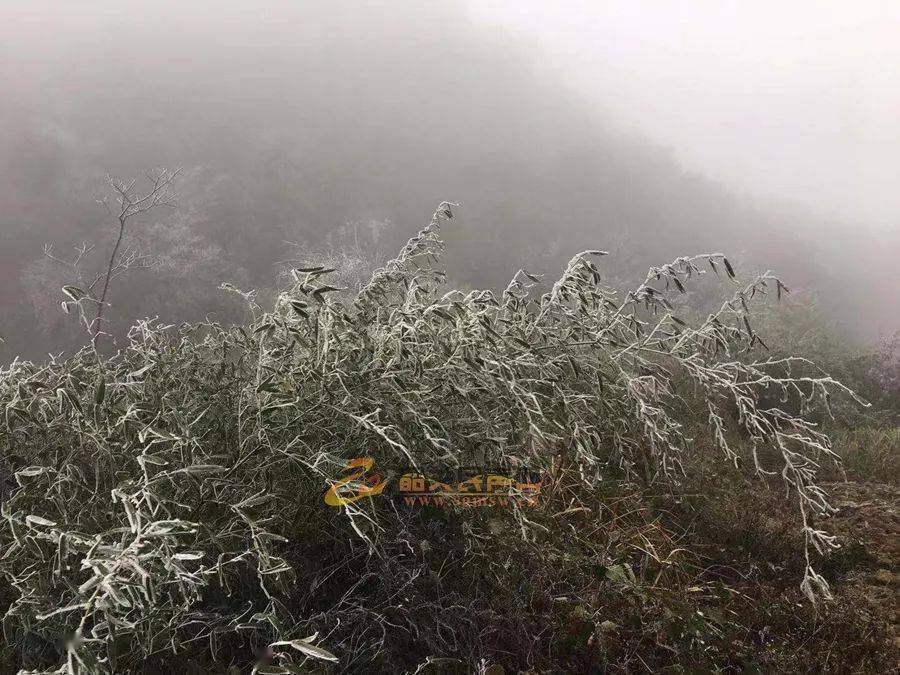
[1,0,897,361]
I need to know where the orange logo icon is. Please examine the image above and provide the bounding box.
[323,457,390,506]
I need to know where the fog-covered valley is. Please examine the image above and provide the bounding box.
[2,1,897,360]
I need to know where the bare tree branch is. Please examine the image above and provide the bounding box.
[92,167,181,349]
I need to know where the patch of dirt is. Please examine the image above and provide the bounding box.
[825,481,900,651]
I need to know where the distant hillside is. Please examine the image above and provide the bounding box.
[0,0,893,360]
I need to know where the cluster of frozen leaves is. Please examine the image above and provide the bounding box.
[0,204,860,672]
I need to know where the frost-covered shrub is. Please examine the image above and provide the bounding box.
[0,204,860,672]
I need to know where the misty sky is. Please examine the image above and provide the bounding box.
[5,1,898,231]
[1,1,899,358]
[469,0,900,230]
